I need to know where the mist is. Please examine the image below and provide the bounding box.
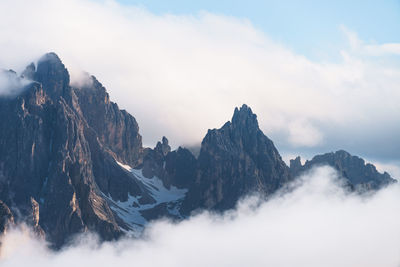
[1,166,399,267]
[0,71,31,97]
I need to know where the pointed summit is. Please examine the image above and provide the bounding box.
[34,52,70,100]
[38,52,62,63]
[36,53,66,73]
[183,104,291,212]
[231,104,259,129]
[155,136,171,156]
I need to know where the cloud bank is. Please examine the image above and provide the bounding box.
[0,0,399,163]
[1,166,400,267]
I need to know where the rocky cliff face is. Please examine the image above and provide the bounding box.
[0,53,139,247]
[0,53,199,247]
[182,105,291,212]
[290,150,396,190]
[74,76,143,167]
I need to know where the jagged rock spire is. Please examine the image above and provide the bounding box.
[231,104,259,128]
[182,104,291,212]
[34,52,70,100]
[155,136,171,156]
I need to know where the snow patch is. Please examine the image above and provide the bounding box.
[105,161,188,235]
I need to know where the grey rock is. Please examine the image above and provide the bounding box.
[0,53,123,248]
[182,104,292,212]
[290,150,397,190]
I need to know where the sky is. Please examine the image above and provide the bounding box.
[0,0,399,177]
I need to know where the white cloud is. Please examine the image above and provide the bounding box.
[0,71,31,96]
[287,119,323,147]
[1,166,400,267]
[341,25,400,56]
[365,43,400,56]
[0,0,399,161]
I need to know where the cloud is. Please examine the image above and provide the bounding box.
[340,25,400,56]
[365,43,400,56]
[0,0,399,163]
[287,119,323,147]
[69,70,94,89]
[1,166,400,267]
[0,71,31,97]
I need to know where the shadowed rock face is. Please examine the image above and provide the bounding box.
[34,53,70,101]
[165,147,197,189]
[290,150,397,190]
[182,105,292,212]
[74,76,143,167]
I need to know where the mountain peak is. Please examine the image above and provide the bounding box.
[155,136,171,156]
[34,52,70,100]
[40,52,62,63]
[231,104,259,129]
[186,104,290,211]
[36,52,66,73]
[334,150,351,158]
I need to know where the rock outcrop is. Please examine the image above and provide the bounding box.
[290,150,396,190]
[182,104,291,212]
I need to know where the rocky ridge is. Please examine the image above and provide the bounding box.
[290,150,396,190]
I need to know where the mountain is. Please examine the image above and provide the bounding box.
[0,53,124,247]
[181,105,291,212]
[0,53,200,247]
[0,52,396,248]
[289,150,396,190]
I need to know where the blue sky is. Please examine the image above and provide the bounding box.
[117,0,400,60]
